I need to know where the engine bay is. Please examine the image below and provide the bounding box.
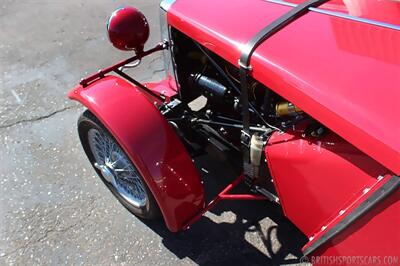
[159,29,328,202]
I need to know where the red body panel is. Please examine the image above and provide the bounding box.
[265,124,389,237]
[311,190,400,263]
[168,0,400,175]
[167,0,290,67]
[287,0,400,25]
[68,76,204,232]
[265,125,399,260]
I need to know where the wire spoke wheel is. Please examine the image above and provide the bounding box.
[87,128,148,208]
[78,111,160,219]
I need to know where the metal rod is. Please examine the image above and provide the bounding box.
[183,174,270,229]
[194,118,271,133]
[114,69,165,101]
[216,115,243,124]
[80,42,167,87]
[219,194,268,200]
[254,186,280,203]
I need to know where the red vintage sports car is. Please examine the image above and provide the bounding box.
[68,0,399,263]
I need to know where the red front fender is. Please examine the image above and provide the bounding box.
[68,75,204,232]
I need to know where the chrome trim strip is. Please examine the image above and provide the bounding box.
[160,0,176,12]
[265,0,296,7]
[265,0,400,31]
[309,8,400,31]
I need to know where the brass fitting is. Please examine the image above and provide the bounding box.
[275,101,303,117]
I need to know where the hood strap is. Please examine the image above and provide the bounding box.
[239,0,330,175]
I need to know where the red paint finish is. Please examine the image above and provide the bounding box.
[167,0,290,67]
[287,0,400,25]
[68,76,204,232]
[106,6,149,52]
[311,190,400,262]
[144,77,178,102]
[265,124,389,237]
[168,0,400,174]
[252,12,400,174]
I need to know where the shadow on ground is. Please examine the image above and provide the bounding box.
[142,153,308,265]
[145,202,307,265]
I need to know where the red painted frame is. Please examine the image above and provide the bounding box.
[183,174,268,229]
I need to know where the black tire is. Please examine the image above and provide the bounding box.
[78,110,160,220]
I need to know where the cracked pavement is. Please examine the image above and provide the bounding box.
[0,1,306,265]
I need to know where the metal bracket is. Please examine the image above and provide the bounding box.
[240,130,251,148]
[79,41,167,87]
[238,59,252,71]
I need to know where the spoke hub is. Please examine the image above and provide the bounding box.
[94,163,115,183]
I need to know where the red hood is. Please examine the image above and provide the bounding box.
[288,0,400,26]
[168,0,400,175]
